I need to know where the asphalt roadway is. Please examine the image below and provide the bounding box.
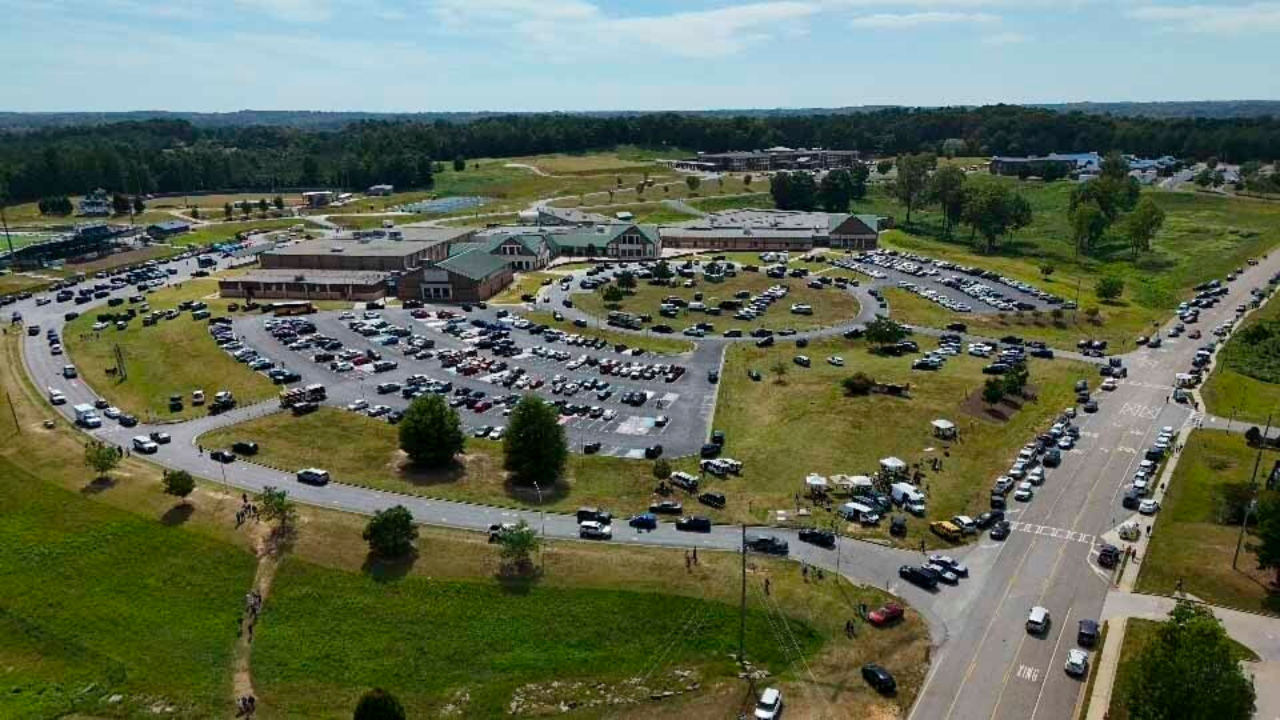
[14,248,1280,719]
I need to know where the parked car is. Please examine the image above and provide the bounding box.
[745,534,789,555]
[798,528,836,548]
[231,441,259,456]
[990,521,1011,540]
[898,565,938,590]
[868,603,905,627]
[628,513,658,530]
[210,450,236,463]
[578,520,612,540]
[1064,648,1089,678]
[754,688,783,720]
[861,663,897,695]
[676,516,712,532]
[296,468,330,486]
[649,500,683,515]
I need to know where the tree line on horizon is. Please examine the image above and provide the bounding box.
[3,105,1280,203]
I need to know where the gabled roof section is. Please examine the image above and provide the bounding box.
[437,249,510,281]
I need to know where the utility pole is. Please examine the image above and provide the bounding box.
[738,524,747,666]
[1235,413,1272,569]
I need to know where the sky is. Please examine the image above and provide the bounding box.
[1,0,1278,112]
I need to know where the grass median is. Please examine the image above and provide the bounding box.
[1201,291,1280,424]
[574,271,863,334]
[63,279,278,420]
[1136,429,1280,613]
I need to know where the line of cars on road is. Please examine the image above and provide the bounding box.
[1120,426,1175,516]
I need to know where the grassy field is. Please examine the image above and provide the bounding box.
[574,270,863,334]
[715,334,1090,544]
[1108,617,1259,720]
[524,310,696,355]
[324,213,435,230]
[0,272,50,296]
[490,271,559,305]
[0,198,176,229]
[147,192,308,212]
[1202,293,1280,424]
[46,245,185,279]
[1136,429,1280,613]
[63,279,278,421]
[1,332,928,719]
[687,193,774,213]
[172,218,323,247]
[595,201,702,225]
[867,181,1280,347]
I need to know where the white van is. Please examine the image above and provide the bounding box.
[1027,606,1050,634]
[837,501,881,525]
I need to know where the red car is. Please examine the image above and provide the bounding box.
[868,603,904,627]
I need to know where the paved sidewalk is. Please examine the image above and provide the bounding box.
[1085,616,1128,720]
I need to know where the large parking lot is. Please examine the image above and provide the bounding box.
[229,304,723,458]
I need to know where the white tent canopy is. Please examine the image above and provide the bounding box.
[932,419,956,432]
[880,457,907,473]
[805,473,828,488]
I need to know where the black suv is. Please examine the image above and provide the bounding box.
[745,535,789,555]
[898,565,938,590]
[799,528,836,548]
[676,516,712,532]
[862,664,897,695]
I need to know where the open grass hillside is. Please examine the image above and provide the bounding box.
[1201,291,1280,424]
[1136,429,1280,613]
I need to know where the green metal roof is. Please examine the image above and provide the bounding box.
[437,249,510,281]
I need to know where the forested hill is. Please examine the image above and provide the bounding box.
[3,105,1279,203]
[1,101,1276,131]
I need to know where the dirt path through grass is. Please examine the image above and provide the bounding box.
[231,526,282,713]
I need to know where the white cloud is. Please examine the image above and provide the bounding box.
[849,10,998,27]
[982,30,1029,44]
[1127,2,1280,34]
[428,0,820,59]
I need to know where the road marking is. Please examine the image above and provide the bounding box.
[1016,665,1041,683]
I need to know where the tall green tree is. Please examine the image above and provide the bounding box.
[684,175,701,193]
[223,202,233,220]
[84,440,120,479]
[961,179,1032,253]
[273,195,285,210]
[849,163,870,201]
[929,165,967,237]
[891,153,934,225]
[504,397,567,487]
[876,159,895,175]
[863,316,908,349]
[111,193,131,216]
[1070,199,1109,256]
[363,505,419,558]
[817,169,854,212]
[258,486,297,529]
[982,378,1005,407]
[1126,196,1167,256]
[354,688,407,720]
[496,519,540,575]
[453,155,466,172]
[1122,601,1255,720]
[615,271,637,291]
[162,469,195,505]
[398,394,465,468]
[1252,495,1280,586]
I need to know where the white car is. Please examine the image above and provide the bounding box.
[1014,482,1034,501]
[1139,499,1161,515]
[578,521,612,540]
[347,399,369,412]
[754,687,783,720]
[602,409,617,421]
[1058,437,1075,450]
[952,515,977,535]
[1065,648,1089,677]
[827,356,845,367]
[1102,378,1117,391]
[1063,407,1077,418]
[103,406,122,419]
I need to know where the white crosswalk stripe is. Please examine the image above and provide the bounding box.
[1007,521,1094,545]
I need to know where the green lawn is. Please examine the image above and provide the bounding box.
[1202,291,1280,424]
[868,182,1280,347]
[574,270,863,334]
[199,408,686,516]
[714,334,1091,545]
[524,310,696,355]
[0,458,257,719]
[324,213,437,230]
[1136,429,1280,613]
[172,219,324,247]
[63,279,278,420]
[594,201,701,225]
[490,271,559,305]
[687,193,774,213]
[0,273,50,296]
[253,558,816,717]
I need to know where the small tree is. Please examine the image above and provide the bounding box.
[982,378,1006,407]
[842,372,875,396]
[1096,276,1125,302]
[652,458,672,481]
[258,486,297,529]
[1001,364,1030,398]
[496,519,540,575]
[864,316,908,350]
[504,397,568,488]
[363,505,419,558]
[354,688,407,720]
[1039,263,1055,279]
[743,173,753,188]
[616,271,637,291]
[84,440,120,478]
[398,394,465,468]
[223,202,233,220]
[190,206,200,219]
[162,469,195,505]
[273,195,285,210]
[1127,196,1167,256]
[112,193,132,216]
[1084,306,1101,323]
[257,197,269,215]
[132,195,146,214]
[602,285,624,304]
[685,175,701,194]
[876,159,895,175]
[769,360,789,384]
[453,155,466,172]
